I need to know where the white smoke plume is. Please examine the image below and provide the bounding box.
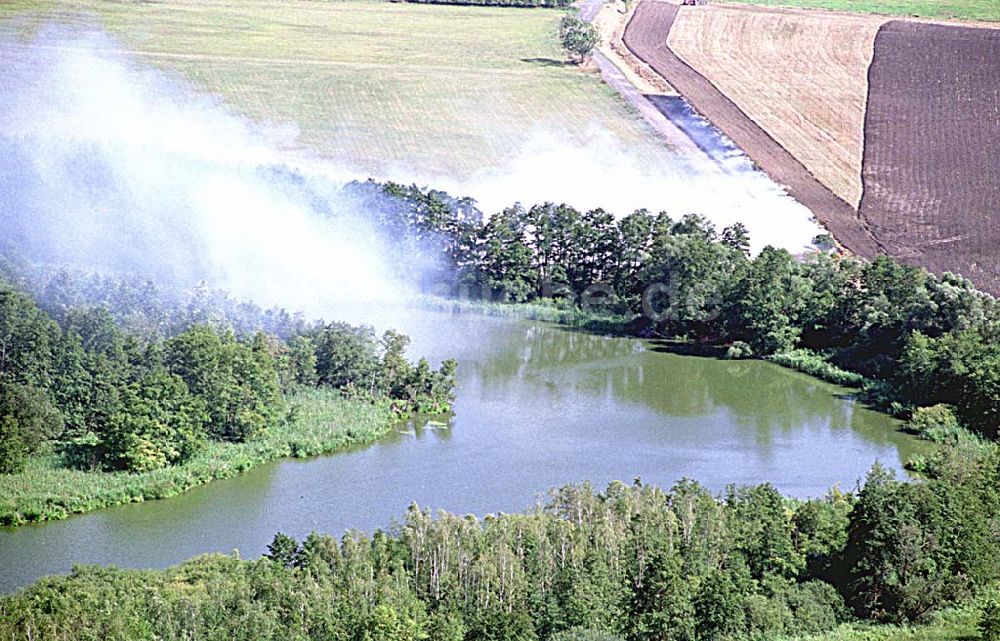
[0,29,403,321]
[1,27,825,326]
[409,127,825,256]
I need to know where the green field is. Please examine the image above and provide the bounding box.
[0,0,675,180]
[729,0,1000,22]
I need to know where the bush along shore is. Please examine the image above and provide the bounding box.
[0,388,395,526]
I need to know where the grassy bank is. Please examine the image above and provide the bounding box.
[415,295,631,329]
[0,388,396,527]
[781,605,982,641]
[728,0,1000,22]
[766,349,868,388]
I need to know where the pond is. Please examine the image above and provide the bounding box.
[0,314,926,592]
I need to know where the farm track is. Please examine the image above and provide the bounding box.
[579,0,710,159]
[860,20,1000,294]
[622,1,881,257]
[592,50,711,159]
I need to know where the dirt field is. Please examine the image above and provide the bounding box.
[860,20,1000,293]
[622,0,881,256]
[623,0,1000,294]
[666,4,884,207]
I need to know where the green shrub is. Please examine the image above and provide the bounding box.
[980,591,1000,641]
[904,404,982,445]
[767,350,867,388]
[725,341,754,360]
[559,15,597,61]
[0,383,63,473]
[787,581,848,634]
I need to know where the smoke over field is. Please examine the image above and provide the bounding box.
[0,30,402,318]
[1,28,824,319]
[429,121,823,256]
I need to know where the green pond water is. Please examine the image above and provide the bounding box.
[0,314,928,593]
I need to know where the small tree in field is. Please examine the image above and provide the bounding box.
[560,15,597,63]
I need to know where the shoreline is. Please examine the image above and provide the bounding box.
[0,388,400,527]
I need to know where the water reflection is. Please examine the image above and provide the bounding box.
[437,316,907,446]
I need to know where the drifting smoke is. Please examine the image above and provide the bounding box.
[1,28,825,325]
[423,127,825,256]
[0,30,404,321]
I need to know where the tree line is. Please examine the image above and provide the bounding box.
[0,249,315,341]
[0,272,456,475]
[2,443,997,639]
[355,182,1000,442]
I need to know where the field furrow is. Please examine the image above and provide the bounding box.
[860,20,1000,293]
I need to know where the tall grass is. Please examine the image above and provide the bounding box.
[414,295,632,332]
[902,404,996,474]
[767,349,868,388]
[0,388,396,526]
[774,605,981,641]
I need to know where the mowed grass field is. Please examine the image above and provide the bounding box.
[0,0,676,180]
[667,4,884,206]
[726,0,1000,22]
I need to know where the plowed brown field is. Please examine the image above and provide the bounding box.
[666,4,883,207]
[860,20,1000,293]
[622,0,881,256]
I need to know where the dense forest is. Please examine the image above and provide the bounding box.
[350,181,1000,443]
[1,445,998,639]
[0,261,456,478]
